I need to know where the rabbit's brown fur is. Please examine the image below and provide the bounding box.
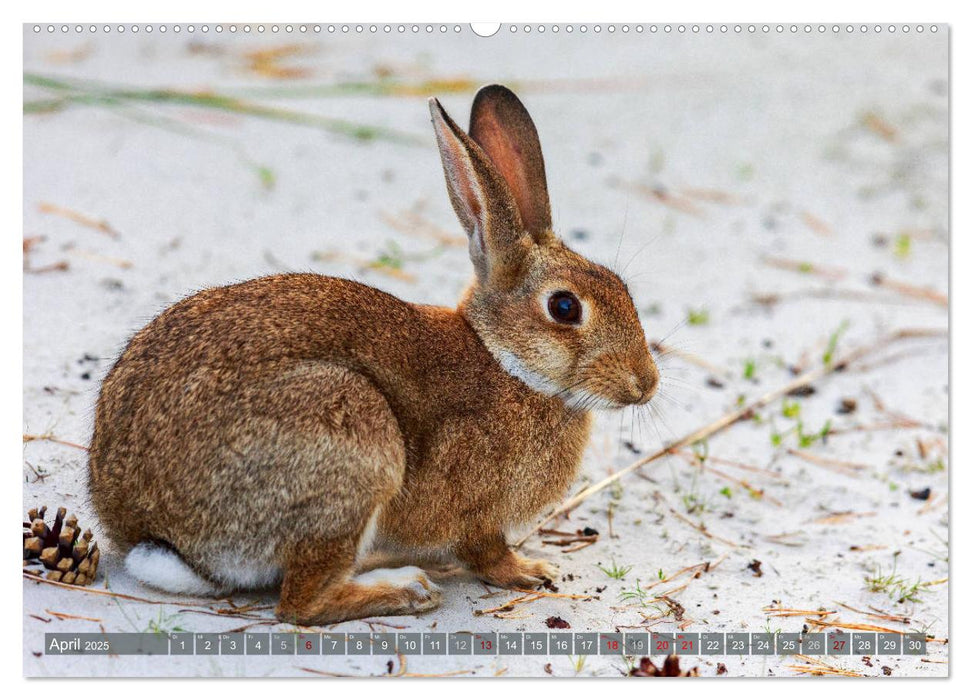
[88,85,658,624]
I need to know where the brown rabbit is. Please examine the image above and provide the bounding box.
[88,85,659,624]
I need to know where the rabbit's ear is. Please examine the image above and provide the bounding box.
[429,97,528,285]
[469,85,554,245]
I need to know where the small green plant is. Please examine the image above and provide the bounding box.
[677,471,711,515]
[145,609,185,635]
[256,166,276,190]
[372,241,406,271]
[770,418,831,448]
[610,479,624,501]
[797,261,814,273]
[658,569,666,581]
[796,420,832,448]
[619,580,652,605]
[893,233,912,259]
[598,560,633,580]
[719,486,733,498]
[570,655,587,674]
[618,579,651,605]
[682,491,710,514]
[691,439,709,464]
[781,399,801,419]
[865,561,933,604]
[687,308,710,326]
[743,358,757,381]
[900,458,947,475]
[823,321,850,366]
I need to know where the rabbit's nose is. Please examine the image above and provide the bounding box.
[630,370,658,405]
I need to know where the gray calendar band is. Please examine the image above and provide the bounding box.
[44,631,928,656]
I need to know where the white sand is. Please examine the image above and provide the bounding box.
[23,26,948,677]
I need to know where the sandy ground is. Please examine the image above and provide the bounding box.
[23,25,948,677]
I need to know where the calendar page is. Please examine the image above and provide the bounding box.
[22,21,948,679]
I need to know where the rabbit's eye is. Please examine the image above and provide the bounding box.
[548,291,582,324]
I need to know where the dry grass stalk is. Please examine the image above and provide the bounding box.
[861,112,898,142]
[810,511,876,526]
[848,544,887,552]
[475,589,592,617]
[656,493,741,548]
[541,534,598,546]
[763,255,847,280]
[686,453,786,481]
[175,608,275,624]
[918,493,947,515]
[870,273,948,307]
[510,588,592,600]
[650,340,728,377]
[38,202,121,238]
[751,288,923,308]
[312,250,418,283]
[679,187,747,205]
[853,349,936,374]
[764,531,808,547]
[474,593,542,616]
[636,561,713,594]
[806,618,917,636]
[786,654,865,677]
[762,605,836,618]
[615,180,706,217]
[379,209,465,247]
[23,571,254,612]
[45,609,102,622]
[24,261,70,274]
[826,419,925,437]
[836,602,910,624]
[800,211,834,236]
[561,540,596,553]
[69,249,133,269]
[786,448,871,475]
[677,451,782,506]
[23,433,89,451]
[514,327,944,547]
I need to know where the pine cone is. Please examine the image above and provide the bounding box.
[23,506,99,586]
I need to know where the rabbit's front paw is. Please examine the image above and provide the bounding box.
[479,554,559,589]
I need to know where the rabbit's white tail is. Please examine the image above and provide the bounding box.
[125,542,219,596]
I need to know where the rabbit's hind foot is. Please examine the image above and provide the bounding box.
[277,562,441,625]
